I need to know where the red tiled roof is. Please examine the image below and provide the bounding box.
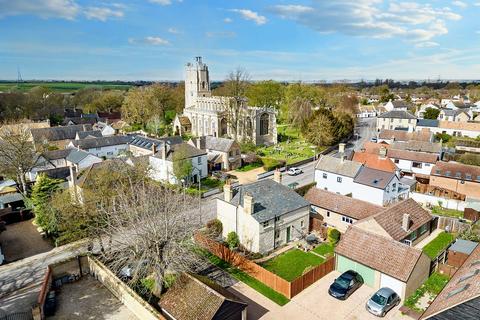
[352,152,397,173]
[431,161,480,182]
[387,149,438,164]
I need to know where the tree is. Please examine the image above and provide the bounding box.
[333,111,355,140]
[328,228,341,245]
[287,97,314,132]
[226,231,239,249]
[304,112,336,146]
[424,107,440,120]
[246,80,284,108]
[31,174,63,236]
[222,68,251,140]
[0,126,39,193]
[83,91,124,113]
[172,144,193,183]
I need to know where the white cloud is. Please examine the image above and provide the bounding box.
[452,1,467,8]
[149,0,182,6]
[206,31,236,38]
[224,17,233,23]
[145,36,169,45]
[269,1,462,44]
[415,41,439,48]
[231,9,267,25]
[167,27,181,34]
[0,0,80,20]
[84,7,124,21]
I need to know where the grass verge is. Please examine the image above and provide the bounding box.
[422,232,455,260]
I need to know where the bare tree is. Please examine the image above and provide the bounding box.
[223,68,251,140]
[287,97,314,133]
[95,181,205,295]
[0,125,38,193]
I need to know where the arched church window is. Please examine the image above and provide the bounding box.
[260,113,269,136]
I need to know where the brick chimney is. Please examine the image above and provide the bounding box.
[402,213,411,232]
[161,142,168,160]
[151,143,157,155]
[223,181,233,202]
[243,192,254,215]
[339,143,346,154]
[273,169,282,184]
[379,147,387,159]
[69,165,77,189]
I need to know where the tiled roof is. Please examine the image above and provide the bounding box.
[372,198,432,241]
[391,100,410,108]
[194,136,236,153]
[378,129,433,142]
[70,135,131,149]
[335,227,425,282]
[315,155,362,178]
[66,149,96,164]
[390,141,442,154]
[230,179,310,223]
[76,130,103,139]
[431,161,480,182]
[31,124,92,143]
[378,110,416,119]
[439,121,480,132]
[305,188,383,220]
[421,244,480,319]
[387,149,439,164]
[159,273,247,320]
[42,149,72,160]
[154,142,207,161]
[37,167,71,180]
[352,152,397,173]
[177,116,191,126]
[417,119,439,128]
[353,166,396,189]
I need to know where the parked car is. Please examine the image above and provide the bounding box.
[287,167,302,176]
[328,270,363,300]
[366,287,400,317]
[370,137,378,142]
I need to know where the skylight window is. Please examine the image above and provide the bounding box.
[470,260,480,267]
[446,284,470,299]
[445,171,451,177]
[455,172,462,178]
[466,174,472,180]
[458,269,479,283]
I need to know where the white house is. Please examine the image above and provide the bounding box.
[128,135,183,157]
[416,120,480,139]
[383,100,409,112]
[93,122,115,136]
[188,136,241,171]
[65,149,103,171]
[217,176,310,254]
[355,104,377,118]
[387,149,439,177]
[376,110,417,132]
[149,142,207,185]
[438,109,470,122]
[68,135,131,159]
[314,154,361,195]
[28,149,71,181]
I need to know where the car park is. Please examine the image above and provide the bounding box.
[366,287,400,317]
[287,167,303,176]
[328,270,364,300]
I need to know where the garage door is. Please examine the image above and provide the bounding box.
[380,273,404,297]
[337,255,375,287]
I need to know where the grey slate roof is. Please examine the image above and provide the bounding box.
[70,135,131,149]
[391,141,442,154]
[230,179,310,223]
[42,149,72,160]
[154,142,207,161]
[37,167,71,180]
[0,193,24,206]
[76,130,103,139]
[417,119,439,127]
[195,136,235,153]
[129,135,183,150]
[378,110,416,119]
[315,155,362,178]
[449,239,478,255]
[66,149,94,164]
[31,124,92,142]
[353,166,395,189]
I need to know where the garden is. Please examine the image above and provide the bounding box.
[260,249,325,281]
[431,206,464,219]
[403,272,450,312]
[422,231,455,260]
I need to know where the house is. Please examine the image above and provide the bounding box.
[159,273,247,320]
[376,110,417,132]
[30,124,93,150]
[75,130,103,140]
[438,109,470,122]
[383,100,410,112]
[65,149,103,171]
[335,227,431,300]
[305,188,383,233]
[173,115,192,136]
[314,154,362,194]
[387,149,438,177]
[421,243,480,319]
[62,117,97,126]
[430,161,480,199]
[149,142,207,185]
[0,193,25,210]
[378,128,434,143]
[355,104,377,118]
[455,138,480,154]
[217,176,310,254]
[354,198,433,246]
[68,136,131,158]
[28,149,71,181]
[128,135,183,157]
[352,148,397,173]
[416,120,480,138]
[0,120,50,138]
[188,136,241,171]
[92,122,115,136]
[444,100,470,110]
[390,140,443,154]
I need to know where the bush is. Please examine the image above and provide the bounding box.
[206,219,223,238]
[226,231,240,249]
[261,157,285,171]
[328,228,341,245]
[435,133,451,143]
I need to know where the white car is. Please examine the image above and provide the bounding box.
[287,167,303,176]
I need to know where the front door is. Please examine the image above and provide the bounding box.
[286,226,291,242]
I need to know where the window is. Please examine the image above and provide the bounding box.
[425,163,430,167]
[229,151,233,157]
[412,162,422,168]
[198,157,202,165]
[392,183,396,189]
[275,216,280,222]
[301,220,304,228]
[236,150,240,156]
[275,230,280,239]
[342,216,353,224]
[326,211,330,217]
[107,151,113,156]
[262,221,269,228]
[337,177,342,183]
[323,173,328,179]
[419,224,428,235]
[409,231,417,241]
[96,147,101,150]
[394,159,399,164]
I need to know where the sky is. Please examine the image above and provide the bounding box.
[0,0,479,81]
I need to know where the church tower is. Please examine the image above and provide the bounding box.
[185,56,211,108]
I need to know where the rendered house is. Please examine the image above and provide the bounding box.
[188,136,241,171]
[217,177,310,254]
[68,135,131,159]
[378,128,434,143]
[438,109,470,122]
[30,124,93,150]
[65,149,103,172]
[74,130,103,140]
[416,120,480,138]
[387,149,438,177]
[128,135,183,157]
[376,110,417,132]
[429,161,480,199]
[305,188,384,233]
[383,100,410,112]
[28,149,71,181]
[92,122,115,136]
[335,227,431,300]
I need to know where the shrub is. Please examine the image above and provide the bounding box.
[328,228,341,245]
[435,132,451,143]
[261,157,285,171]
[226,231,240,249]
[206,219,223,238]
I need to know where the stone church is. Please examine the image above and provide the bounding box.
[173,57,277,146]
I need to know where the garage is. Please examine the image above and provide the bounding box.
[380,273,404,297]
[337,255,375,287]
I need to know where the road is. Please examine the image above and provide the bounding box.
[0,194,219,315]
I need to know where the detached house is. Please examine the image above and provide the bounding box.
[376,110,417,132]
[128,135,183,157]
[217,176,310,254]
[383,100,410,112]
[188,136,241,171]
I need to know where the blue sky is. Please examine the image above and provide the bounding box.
[0,0,479,81]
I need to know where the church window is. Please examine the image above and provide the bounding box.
[260,113,269,136]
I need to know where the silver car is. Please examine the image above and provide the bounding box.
[366,287,400,317]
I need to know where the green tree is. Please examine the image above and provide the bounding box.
[83,90,124,113]
[31,174,63,236]
[304,112,337,146]
[424,107,440,120]
[246,80,284,108]
[226,231,240,249]
[172,144,193,183]
[328,228,341,245]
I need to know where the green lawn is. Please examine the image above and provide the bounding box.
[312,243,334,257]
[203,251,290,305]
[422,232,455,260]
[404,272,450,312]
[431,206,464,219]
[236,162,263,172]
[261,249,324,281]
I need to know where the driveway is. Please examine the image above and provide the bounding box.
[235,271,403,320]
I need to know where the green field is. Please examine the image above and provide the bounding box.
[0,81,132,92]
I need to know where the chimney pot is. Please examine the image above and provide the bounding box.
[339,143,346,154]
[379,147,387,159]
[402,213,411,232]
[273,169,282,184]
[152,143,157,154]
[244,192,254,215]
[223,182,233,202]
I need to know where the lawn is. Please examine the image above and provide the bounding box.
[312,243,334,257]
[203,251,290,306]
[422,232,455,260]
[404,272,450,312]
[236,162,263,172]
[261,249,325,281]
[431,206,464,219]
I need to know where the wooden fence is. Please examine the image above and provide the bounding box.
[195,233,335,299]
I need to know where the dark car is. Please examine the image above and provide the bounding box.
[328,270,363,300]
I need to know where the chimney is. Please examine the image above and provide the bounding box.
[273,169,282,184]
[161,142,168,160]
[244,192,254,215]
[402,213,411,232]
[379,147,387,159]
[82,124,87,131]
[151,143,157,155]
[223,182,233,202]
[339,143,346,154]
[69,165,77,189]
